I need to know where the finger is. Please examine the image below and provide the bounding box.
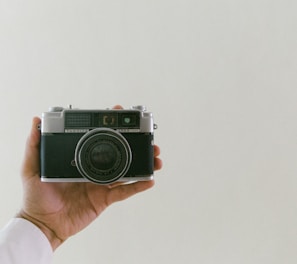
[106,180,155,206]
[154,157,162,171]
[154,145,161,157]
[153,145,162,170]
[112,105,123,109]
[22,117,41,179]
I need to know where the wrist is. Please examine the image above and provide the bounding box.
[16,211,64,251]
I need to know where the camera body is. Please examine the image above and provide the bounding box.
[40,105,156,184]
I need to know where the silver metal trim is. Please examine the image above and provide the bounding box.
[41,177,88,182]
[119,175,154,182]
[41,175,154,184]
[65,129,90,133]
[41,106,154,133]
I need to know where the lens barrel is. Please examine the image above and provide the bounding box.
[75,128,132,184]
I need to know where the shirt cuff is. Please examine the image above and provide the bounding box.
[0,218,53,264]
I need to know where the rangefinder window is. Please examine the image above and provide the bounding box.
[120,113,139,127]
[65,113,92,128]
[101,113,118,127]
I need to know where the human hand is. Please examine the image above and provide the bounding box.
[17,106,162,250]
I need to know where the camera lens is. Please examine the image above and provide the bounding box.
[75,128,132,184]
[89,143,117,170]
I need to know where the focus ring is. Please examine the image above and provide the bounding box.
[75,128,132,184]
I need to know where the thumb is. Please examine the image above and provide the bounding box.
[21,117,41,179]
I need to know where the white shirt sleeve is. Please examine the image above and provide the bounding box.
[0,218,53,264]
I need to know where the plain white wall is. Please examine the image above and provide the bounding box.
[1,0,297,263]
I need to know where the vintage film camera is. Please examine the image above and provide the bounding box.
[40,105,156,184]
